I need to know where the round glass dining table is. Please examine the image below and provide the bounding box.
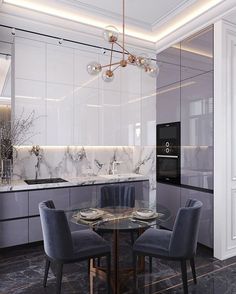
[66,200,170,294]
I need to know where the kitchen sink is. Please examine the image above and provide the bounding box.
[24,178,68,185]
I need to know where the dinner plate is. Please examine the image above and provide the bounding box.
[80,208,99,218]
[136,209,154,218]
[132,211,158,220]
[74,209,104,221]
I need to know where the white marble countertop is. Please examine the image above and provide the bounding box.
[0,173,149,192]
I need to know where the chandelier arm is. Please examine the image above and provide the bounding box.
[112,64,121,72]
[122,0,125,60]
[109,43,114,70]
[114,41,131,55]
[100,61,121,69]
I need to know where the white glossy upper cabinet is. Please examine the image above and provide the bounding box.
[46,44,74,145]
[99,54,121,145]
[74,49,100,145]
[120,65,141,146]
[15,38,46,145]
[141,70,156,146]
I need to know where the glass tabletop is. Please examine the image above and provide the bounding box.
[66,200,171,231]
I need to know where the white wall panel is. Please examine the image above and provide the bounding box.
[214,20,236,260]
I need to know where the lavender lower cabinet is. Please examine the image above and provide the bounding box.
[0,192,28,220]
[0,219,28,248]
[180,188,213,248]
[70,186,97,207]
[28,188,70,242]
[0,191,29,248]
[29,217,43,242]
[156,183,181,230]
[29,188,70,215]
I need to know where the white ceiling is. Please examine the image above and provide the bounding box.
[223,9,236,25]
[1,0,228,43]
[64,0,192,29]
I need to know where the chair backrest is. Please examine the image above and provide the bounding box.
[169,199,202,259]
[100,184,135,208]
[39,200,73,260]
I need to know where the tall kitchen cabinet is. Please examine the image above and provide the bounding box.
[14,33,155,147]
[156,26,214,248]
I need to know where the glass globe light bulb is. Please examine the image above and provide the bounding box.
[103,26,119,43]
[102,70,114,82]
[87,62,102,75]
[136,53,151,68]
[127,52,137,64]
[147,63,160,78]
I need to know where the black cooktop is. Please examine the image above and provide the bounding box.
[24,178,68,185]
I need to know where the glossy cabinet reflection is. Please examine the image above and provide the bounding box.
[157,45,180,89]
[14,37,156,146]
[156,26,214,248]
[180,27,213,190]
[156,43,181,125]
[181,72,213,189]
[181,27,213,80]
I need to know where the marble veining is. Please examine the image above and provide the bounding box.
[133,146,156,209]
[0,173,148,192]
[2,240,235,294]
[7,146,155,199]
[13,146,134,180]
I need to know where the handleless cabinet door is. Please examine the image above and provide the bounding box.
[0,219,28,248]
[28,188,69,242]
[0,192,28,220]
[181,188,213,248]
[15,37,46,145]
[156,182,181,230]
[70,186,97,207]
[29,188,69,215]
[29,217,43,242]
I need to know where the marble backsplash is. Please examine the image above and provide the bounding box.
[13,145,156,206]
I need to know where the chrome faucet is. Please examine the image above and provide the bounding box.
[112,161,122,175]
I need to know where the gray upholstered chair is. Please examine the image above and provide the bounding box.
[39,200,111,294]
[99,184,136,244]
[100,184,135,208]
[133,199,202,294]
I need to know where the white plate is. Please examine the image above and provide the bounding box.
[75,209,104,221]
[132,211,158,220]
[80,208,99,217]
[136,209,154,218]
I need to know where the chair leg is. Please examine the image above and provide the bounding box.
[133,253,137,292]
[56,263,63,294]
[88,259,91,276]
[107,254,111,294]
[149,256,152,273]
[131,231,134,245]
[190,258,197,284]
[43,258,50,287]
[180,259,188,294]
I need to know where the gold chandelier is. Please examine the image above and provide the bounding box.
[87,0,159,82]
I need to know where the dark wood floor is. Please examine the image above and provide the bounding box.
[0,236,236,294]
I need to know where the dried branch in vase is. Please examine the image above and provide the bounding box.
[0,110,37,160]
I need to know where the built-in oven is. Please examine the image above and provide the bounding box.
[156,122,180,185]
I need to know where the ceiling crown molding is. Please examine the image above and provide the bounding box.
[59,0,152,30]
[151,0,197,30]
